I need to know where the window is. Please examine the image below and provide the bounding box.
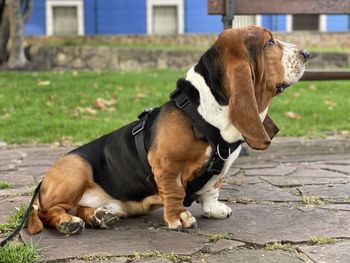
[147,0,184,35]
[286,15,327,32]
[46,0,84,36]
[232,15,262,28]
[293,15,319,31]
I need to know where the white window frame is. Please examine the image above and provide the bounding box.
[231,15,262,28]
[147,0,184,34]
[286,14,327,32]
[46,0,84,36]
[256,15,262,26]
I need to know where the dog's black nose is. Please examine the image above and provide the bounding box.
[302,49,310,60]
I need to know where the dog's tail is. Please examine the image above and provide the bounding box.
[0,181,42,247]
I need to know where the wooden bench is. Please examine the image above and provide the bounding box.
[208,0,350,81]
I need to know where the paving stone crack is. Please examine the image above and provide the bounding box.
[320,167,350,176]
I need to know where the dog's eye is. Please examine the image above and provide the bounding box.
[267,39,275,46]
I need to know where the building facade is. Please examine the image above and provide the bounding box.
[25,0,350,36]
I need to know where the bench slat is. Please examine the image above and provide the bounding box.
[301,70,350,81]
[208,0,350,14]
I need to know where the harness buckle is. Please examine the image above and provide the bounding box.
[132,120,146,136]
[217,144,231,161]
[175,96,190,109]
[170,89,190,109]
[138,108,153,119]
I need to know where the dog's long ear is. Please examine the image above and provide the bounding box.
[227,62,271,150]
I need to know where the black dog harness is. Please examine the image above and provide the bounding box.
[133,79,243,207]
[70,109,161,202]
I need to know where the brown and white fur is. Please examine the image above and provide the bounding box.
[27,26,307,235]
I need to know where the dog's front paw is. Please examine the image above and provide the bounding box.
[57,216,85,235]
[89,207,119,229]
[167,211,197,230]
[203,201,232,219]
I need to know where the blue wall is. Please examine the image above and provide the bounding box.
[85,0,147,35]
[327,15,349,32]
[23,0,350,36]
[185,0,222,33]
[262,15,286,32]
[24,0,46,35]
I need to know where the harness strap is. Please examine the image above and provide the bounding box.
[0,181,42,247]
[132,109,153,176]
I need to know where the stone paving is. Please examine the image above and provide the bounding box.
[1,137,350,262]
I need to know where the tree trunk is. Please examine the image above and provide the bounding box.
[0,2,9,64]
[7,0,27,68]
[22,0,33,24]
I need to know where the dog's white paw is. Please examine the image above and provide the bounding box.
[203,201,232,219]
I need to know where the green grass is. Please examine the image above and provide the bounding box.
[0,181,13,190]
[270,81,350,136]
[300,195,327,206]
[0,206,38,263]
[133,251,191,263]
[0,71,349,144]
[309,47,350,53]
[208,233,230,242]
[309,236,337,245]
[0,206,26,233]
[0,70,182,144]
[265,242,294,251]
[0,243,39,263]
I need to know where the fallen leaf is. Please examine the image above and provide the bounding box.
[51,136,73,148]
[340,130,350,138]
[135,92,146,99]
[116,86,124,91]
[48,95,56,101]
[73,106,97,115]
[293,92,301,98]
[45,101,54,107]
[324,100,337,110]
[0,113,11,120]
[45,95,56,107]
[37,80,51,86]
[94,98,116,111]
[284,111,302,119]
[309,84,317,90]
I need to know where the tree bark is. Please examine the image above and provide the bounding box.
[0,2,9,64]
[7,0,27,68]
[22,0,33,24]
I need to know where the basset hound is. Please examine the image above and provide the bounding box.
[27,26,308,235]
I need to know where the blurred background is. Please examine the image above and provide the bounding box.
[0,0,349,146]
